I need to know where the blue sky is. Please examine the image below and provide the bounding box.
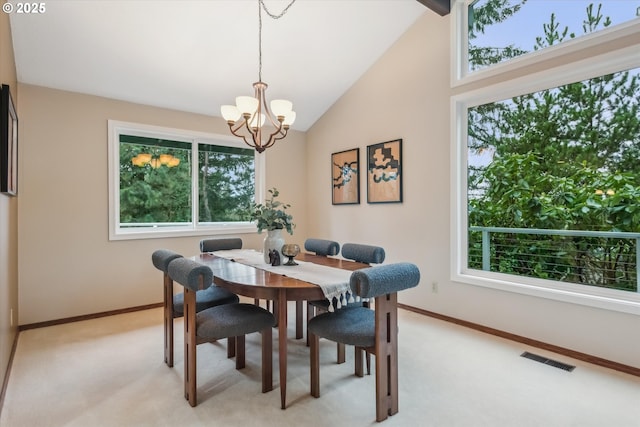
[473,0,640,51]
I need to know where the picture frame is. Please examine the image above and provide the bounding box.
[1,84,18,196]
[331,148,360,205]
[367,138,402,204]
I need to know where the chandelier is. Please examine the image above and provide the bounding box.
[220,0,297,153]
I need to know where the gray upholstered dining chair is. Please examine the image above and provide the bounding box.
[305,238,341,257]
[304,238,341,345]
[199,237,271,311]
[341,243,386,265]
[152,248,239,368]
[168,257,275,407]
[308,262,420,422]
[289,238,340,341]
[307,242,385,366]
[199,237,243,253]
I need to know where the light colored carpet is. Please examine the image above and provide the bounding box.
[1,305,639,427]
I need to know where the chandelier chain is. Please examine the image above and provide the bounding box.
[257,0,296,81]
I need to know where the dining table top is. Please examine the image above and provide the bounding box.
[193,251,369,299]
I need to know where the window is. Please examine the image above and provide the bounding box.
[451,1,640,314]
[108,121,264,240]
[454,0,640,82]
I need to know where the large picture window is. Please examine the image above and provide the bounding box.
[452,1,640,314]
[108,121,264,240]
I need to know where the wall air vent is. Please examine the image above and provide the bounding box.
[520,351,576,372]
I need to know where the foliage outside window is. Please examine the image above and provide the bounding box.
[453,1,640,313]
[198,144,256,224]
[119,135,192,226]
[108,121,262,240]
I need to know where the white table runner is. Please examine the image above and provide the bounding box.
[212,249,359,311]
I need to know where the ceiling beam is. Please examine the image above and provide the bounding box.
[415,0,450,16]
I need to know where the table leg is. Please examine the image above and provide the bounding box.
[295,300,303,339]
[278,289,288,409]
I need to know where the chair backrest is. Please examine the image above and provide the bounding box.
[167,258,213,292]
[152,249,183,273]
[341,243,385,265]
[304,238,340,256]
[199,237,243,253]
[349,262,420,298]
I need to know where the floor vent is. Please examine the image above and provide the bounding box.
[520,351,576,372]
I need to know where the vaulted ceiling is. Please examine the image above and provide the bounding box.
[9,0,448,131]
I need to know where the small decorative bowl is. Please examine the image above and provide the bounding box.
[281,243,301,266]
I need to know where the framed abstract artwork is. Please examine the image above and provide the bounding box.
[1,84,18,196]
[367,139,402,204]
[331,148,360,205]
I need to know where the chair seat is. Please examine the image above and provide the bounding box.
[173,286,239,317]
[307,307,374,348]
[196,303,275,341]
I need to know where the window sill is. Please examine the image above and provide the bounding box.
[453,270,640,316]
[109,223,258,241]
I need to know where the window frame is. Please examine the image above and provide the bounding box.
[108,120,265,240]
[450,21,640,315]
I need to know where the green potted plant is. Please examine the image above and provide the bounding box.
[250,188,295,263]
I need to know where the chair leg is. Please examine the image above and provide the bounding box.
[366,351,371,375]
[295,301,303,339]
[374,293,399,421]
[374,349,388,422]
[235,335,245,369]
[337,343,346,364]
[227,336,236,358]
[355,347,364,377]
[273,301,279,327]
[163,274,174,367]
[254,299,273,312]
[306,302,315,346]
[184,290,197,407]
[262,327,273,393]
[310,332,320,398]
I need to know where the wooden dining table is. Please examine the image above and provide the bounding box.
[193,251,368,409]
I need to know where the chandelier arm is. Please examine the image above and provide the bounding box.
[262,127,289,150]
[241,115,268,151]
[242,119,259,141]
[263,105,283,130]
[228,121,261,150]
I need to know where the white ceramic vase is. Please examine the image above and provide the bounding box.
[263,228,285,263]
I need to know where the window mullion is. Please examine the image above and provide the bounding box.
[192,140,199,229]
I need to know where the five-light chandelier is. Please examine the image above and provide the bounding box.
[220,0,297,153]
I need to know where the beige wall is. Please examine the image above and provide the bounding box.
[0,8,19,393]
[17,84,307,325]
[306,12,640,368]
